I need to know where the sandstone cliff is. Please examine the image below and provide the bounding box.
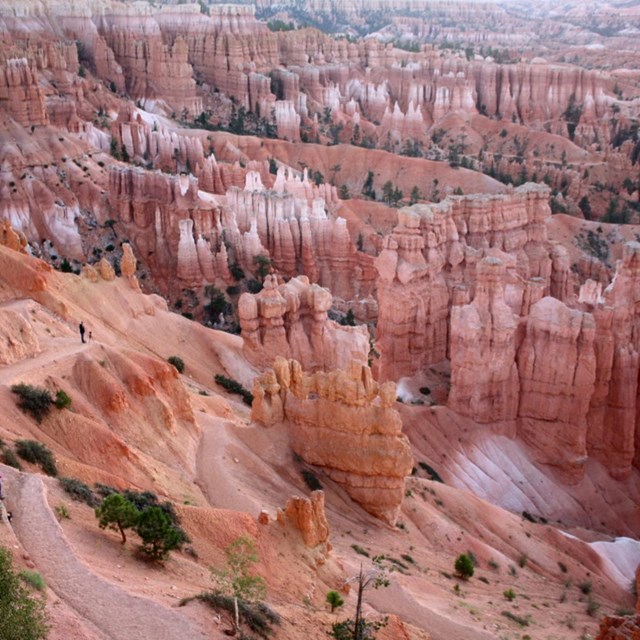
[239,275,369,372]
[252,357,413,524]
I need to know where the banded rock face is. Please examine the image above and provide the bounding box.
[449,256,519,425]
[517,296,596,478]
[252,357,413,525]
[375,183,559,382]
[277,491,331,549]
[0,58,48,128]
[239,275,369,372]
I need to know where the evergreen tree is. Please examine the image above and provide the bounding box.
[0,547,48,640]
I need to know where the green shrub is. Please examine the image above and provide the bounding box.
[214,374,253,406]
[55,505,70,520]
[351,544,369,557]
[11,384,53,423]
[246,279,263,294]
[54,390,72,410]
[580,580,592,595]
[94,483,118,498]
[454,553,474,580]
[1,447,22,470]
[230,263,245,281]
[95,493,140,544]
[417,461,444,483]
[120,491,186,541]
[503,588,516,601]
[518,554,528,568]
[167,356,185,374]
[0,548,48,640]
[586,597,600,617]
[326,590,344,612]
[501,610,529,627]
[59,477,99,507]
[301,469,322,491]
[15,440,57,476]
[19,570,46,592]
[135,506,182,560]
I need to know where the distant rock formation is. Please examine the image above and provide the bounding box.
[252,357,413,524]
[239,275,369,372]
[449,256,519,425]
[373,187,640,482]
[0,58,48,128]
[375,183,556,381]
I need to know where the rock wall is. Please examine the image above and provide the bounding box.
[0,58,48,127]
[375,183,556,381]
[252,357,413,524]
[239,275,369,372]
[517,296,596,479]
[374,188,640,482]
[449,256,519,425]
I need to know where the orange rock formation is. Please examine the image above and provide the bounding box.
[252,357,413,524]
[239,275,369,372]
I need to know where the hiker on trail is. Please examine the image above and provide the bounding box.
[89,331,93,342]
[79,321,86,344]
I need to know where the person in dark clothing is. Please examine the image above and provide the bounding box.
[79,321,86,343]
[0,473,3,500]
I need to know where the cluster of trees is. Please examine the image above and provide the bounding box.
[95,492,187,561]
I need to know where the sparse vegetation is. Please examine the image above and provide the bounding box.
[503,588,516,601]
[207,534,270,636]
[326,590,345,612]
[501,610,530,627]
[214,374,253,406]
[580,580,592,595]
[54,390,72,410]
[15,440,57,476]
[55,504,70,520]
[0,443,22,470]
[351,544,370,558]
[167,356,185,373]
[11,384,53,423]
[330,561,389,640]
[19,570,46,592]
[586,597,600,617]
[417,461,444,483]
[0,548,48,640]
[59,477,99,507]
[182,592,280,638]
[301,469,323,491]
[454,553,474,580]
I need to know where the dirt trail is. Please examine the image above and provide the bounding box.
[4,468,209,640]
[0,337,88,386]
